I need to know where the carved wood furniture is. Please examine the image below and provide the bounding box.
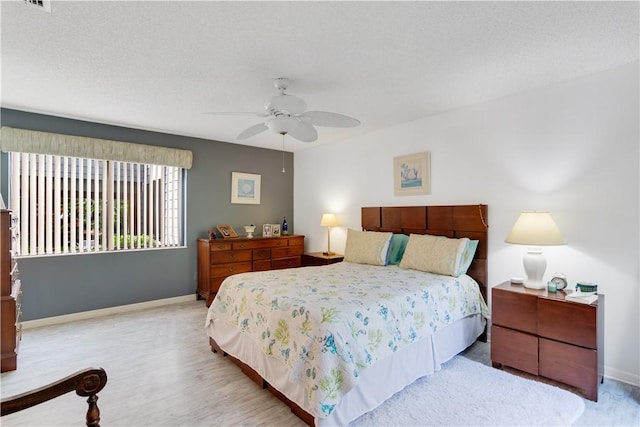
[207,205,489,425]
[197,235,304,306]
[1,367,108,426]
[491,281,604,401]
[1,209,21,373]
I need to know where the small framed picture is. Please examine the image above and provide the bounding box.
[216,225,238,239]
[272,224,281,237]
[394,152,431,196]
[208,229,217,240]
[262,224,272,237]
[231,172,261,204]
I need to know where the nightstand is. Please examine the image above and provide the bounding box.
[491,281,604,401]
[301,252,344,266]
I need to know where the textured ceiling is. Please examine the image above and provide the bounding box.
[1,1,638,152]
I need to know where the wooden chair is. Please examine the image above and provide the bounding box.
[1,367,107,427]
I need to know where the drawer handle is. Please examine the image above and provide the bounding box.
[229,255,235,260]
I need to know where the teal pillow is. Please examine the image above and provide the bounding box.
[456,240,479,276]
[386,234,409,265]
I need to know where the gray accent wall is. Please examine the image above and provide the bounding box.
[0,108,294,320]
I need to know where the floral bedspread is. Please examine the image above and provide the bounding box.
[205,262,489,418]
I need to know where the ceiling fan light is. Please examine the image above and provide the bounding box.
[266,116,299,135]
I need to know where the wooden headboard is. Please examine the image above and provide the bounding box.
[362,204,489,301]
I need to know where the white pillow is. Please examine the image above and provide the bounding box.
[399,234,470,276]
[343,229,393,266]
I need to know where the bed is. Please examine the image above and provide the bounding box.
[205,204,489,426]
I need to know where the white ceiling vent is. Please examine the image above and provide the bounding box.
[24,0,51,12]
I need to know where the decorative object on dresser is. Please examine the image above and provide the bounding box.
[262,224,272,238]
[393,152,431,196]
[549,272,568,291]
[301,252,344,267]
[491,281,604,401]
[319,213,338,255]
[216,225,238,239]
[197,235,304,306]
[1,209,21,372]
[231,172,261,205]
[271,223,281,237]
[243,225,256,239]
[505,211,565,289]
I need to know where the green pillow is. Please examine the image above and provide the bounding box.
[457,240,479,276]
[387,234,409,265]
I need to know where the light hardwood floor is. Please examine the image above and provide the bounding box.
[1,300,638,426]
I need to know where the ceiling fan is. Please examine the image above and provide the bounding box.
[206,77,360,143]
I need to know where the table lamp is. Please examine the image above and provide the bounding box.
[505,211,565,289]
[320,213,338,255]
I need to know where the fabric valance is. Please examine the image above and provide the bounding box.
[0,126,193,169]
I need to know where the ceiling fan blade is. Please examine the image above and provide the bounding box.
[301,111,360,128]
[237,123,268,140]
[288,121,318,142]
[204,112,269,118]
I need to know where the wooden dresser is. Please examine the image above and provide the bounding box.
[1,209,21,372]
[491,281,604,401]
[197,235,305,306]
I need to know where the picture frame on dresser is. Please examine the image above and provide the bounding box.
[272,224,281,237]
[216,225,238,239]
[231,172,261,205]
[262,224,272,237]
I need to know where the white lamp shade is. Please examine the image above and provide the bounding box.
[505,212,565,246]
[320,213,338,227]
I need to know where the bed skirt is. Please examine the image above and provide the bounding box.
[207,313,486,426]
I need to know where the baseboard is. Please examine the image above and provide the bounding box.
[22,294,197,330]
[604,366,640,387]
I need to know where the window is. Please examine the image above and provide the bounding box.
[8,152,186,256]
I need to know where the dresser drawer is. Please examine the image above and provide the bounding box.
[211,250,252,264]
[538,297,597,349]
[209,242,232,251]
[272,256,301,270]
[253,248,271,260]
[539,337,598,399]
[492,286,537,335]
[272,246,303,259]
[491,325,538,375]
[253,260,271,271]
[211,262,252,278]
[233,239,287,250]
[288,236,304,246]
[210,277,225,294]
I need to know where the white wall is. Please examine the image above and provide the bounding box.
[294,62,639,385]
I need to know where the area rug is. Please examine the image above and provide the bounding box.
[350,356,585,426]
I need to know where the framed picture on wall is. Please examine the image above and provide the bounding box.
[394,152,431,196]
[262,224,272,237]
[231,172,261,204]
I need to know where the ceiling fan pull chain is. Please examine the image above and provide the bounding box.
[282,134,286,173]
